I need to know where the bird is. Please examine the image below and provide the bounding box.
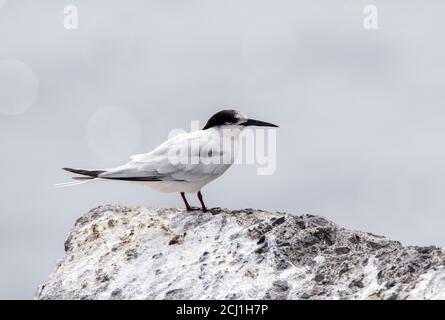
[61,109,278,212]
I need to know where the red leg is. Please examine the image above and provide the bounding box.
[181,192,200,211]
[197,191,208,212]
[180,192,192,211]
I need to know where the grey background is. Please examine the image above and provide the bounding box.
[1,0,445,299]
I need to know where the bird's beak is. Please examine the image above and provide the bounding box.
[242,118,279,128]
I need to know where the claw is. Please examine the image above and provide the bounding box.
[186,206,201,212]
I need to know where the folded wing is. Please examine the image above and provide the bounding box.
[98,131,232,182]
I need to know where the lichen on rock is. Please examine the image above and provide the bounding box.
[36,205,445,300]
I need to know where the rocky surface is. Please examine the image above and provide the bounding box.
[37,205,445,300]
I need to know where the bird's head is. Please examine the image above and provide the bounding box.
[202,109,278,130]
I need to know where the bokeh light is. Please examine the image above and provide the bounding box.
[0,60,39,116]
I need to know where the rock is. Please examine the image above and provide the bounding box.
[165,288,184,300]
[335,247,351,255]
[349,279,365,289]
[125,248,138,260]
[257,235,266,245]
[368,241,388,251]
[152,253,163,259]
[416,246,436,254]
[36,206,445,300]
[303,235,320,247]
[168,234,185,245]
[314,274,325,282]
[272,216,285,227]
[265,280,290,299]
[272,280,289,292]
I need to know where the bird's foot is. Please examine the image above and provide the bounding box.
[186,206,201,212]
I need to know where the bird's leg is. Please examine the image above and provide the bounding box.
[197,191,208,213]
[180,192,199,211]
[180,192,192,211]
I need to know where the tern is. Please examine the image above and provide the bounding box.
[62,109,278,212]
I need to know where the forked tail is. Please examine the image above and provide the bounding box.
[62,167,106,178]
[53,167,107,189]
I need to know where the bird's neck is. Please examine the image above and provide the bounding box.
[204,126,243,164]
[212,125,244,141]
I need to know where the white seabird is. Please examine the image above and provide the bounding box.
[62,109,278,212]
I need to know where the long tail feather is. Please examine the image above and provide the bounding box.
[53,179,95,189]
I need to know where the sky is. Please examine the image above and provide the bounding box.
[1,0,445,299]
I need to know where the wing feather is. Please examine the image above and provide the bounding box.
[98,130,233,182]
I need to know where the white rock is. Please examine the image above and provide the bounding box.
[36,205,445,300]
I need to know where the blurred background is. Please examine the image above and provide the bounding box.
[1,0,445,299]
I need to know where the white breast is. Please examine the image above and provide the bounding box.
[112,127,243,193]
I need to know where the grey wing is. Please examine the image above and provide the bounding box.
[98,131,231,182]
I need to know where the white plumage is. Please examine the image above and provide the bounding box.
[61,109,278,212]
[98,127,238,193]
